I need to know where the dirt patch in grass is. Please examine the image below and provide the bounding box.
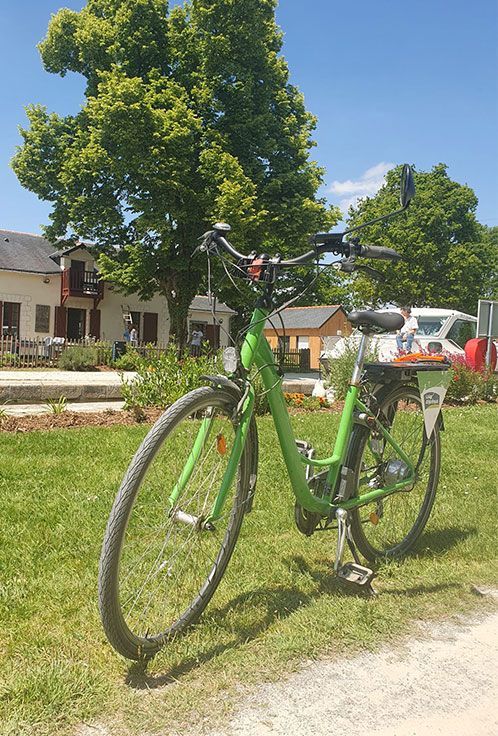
[0,399,485,434]
[0,408,163,433]
[0,404,345,433]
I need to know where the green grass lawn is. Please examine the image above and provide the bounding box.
[0,406,497,736]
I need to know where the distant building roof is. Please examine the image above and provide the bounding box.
[0,229,63,274]
[0,230,237,315]
[190,295,236,315]
[266,305,343,330]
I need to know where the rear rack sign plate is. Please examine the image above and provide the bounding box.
[417,369,452,437]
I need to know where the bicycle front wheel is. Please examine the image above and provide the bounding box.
[98,386,255,660]
[349,384,441,562]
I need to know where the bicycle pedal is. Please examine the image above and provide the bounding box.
[336,562,375,587]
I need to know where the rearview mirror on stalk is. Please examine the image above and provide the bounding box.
[400,164,415,208]
[343,162,417,236]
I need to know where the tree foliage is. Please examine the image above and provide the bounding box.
[12,0,338,345]
[347,163,497,314]
[480,225,498,301]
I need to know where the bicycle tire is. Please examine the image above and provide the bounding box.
[98,386,255,660]
[348,383,441,562]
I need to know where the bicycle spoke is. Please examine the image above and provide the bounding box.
[113,394,247,642]
[352,386,439,559]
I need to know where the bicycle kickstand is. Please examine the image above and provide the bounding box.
[334,508,376,596]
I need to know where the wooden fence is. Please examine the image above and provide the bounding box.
[272,348,310,372]
[0,336,175,369]
[1,338,310,371]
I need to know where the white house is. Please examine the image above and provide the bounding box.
[0,229,235,346]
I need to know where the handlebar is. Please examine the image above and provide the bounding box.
[212,233,333,266]
[210,229,402,266]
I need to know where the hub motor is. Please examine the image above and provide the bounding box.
[383,459,413,489]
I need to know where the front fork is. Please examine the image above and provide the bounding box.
[167,385,254,527]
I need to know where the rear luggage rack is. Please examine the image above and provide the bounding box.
[363,359,451,383]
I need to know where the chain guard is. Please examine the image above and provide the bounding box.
[294,503,322,536]
[294,468,330,536]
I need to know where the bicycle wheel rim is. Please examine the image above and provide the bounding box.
[109,392,248,649]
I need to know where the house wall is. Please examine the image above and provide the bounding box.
[97,286,171,343]
[187,309,232,348]
[0,270,61,337]
[60,248,95,270]
[0,268,232,345]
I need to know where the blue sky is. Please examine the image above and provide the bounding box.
[0,0,497,235]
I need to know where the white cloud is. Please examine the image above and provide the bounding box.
[329,161,394,216]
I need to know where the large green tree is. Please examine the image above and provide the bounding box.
[346,163,497,314]
[12,0,338,346]
[481,225,498,301]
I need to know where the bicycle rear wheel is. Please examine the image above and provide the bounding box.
[98,386,255,660]
[349,384,441,561]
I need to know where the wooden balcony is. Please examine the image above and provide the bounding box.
[61,268,104,305]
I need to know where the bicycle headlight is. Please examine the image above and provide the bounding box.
[223,347,238,374]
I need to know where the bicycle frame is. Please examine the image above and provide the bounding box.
[171,304,418,523]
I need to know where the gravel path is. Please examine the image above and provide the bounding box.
[208,595,498,736]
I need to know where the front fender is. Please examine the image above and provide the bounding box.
[202,374,259,512]
[201,374,243,400]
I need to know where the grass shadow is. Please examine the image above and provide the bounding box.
[125,557,373,690]
[125,528,476,690]
[126,582,317,689]
[382,581,461,597]
[412,526,477,557]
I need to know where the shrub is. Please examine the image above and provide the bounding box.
[113,348,142,371]
[251,371,271,415]
[445,355,498,404]
[0,352,19,368]
[283,392,330,411]
[94,341,113,366]
[45,395,67,414]
[323,336,379,400]
[302,395,330,410]
[121,344,220,409]
[284,391,305,408]
[58,346,98,371]
[479,370,498,402]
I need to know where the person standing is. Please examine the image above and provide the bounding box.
[190,327,204,357]
[396,307,418,352]
[129,324,138,347]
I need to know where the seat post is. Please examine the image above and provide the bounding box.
[351,332,370,386]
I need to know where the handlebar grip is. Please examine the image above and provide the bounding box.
[359,244,402,260]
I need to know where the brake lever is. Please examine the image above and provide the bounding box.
[356,264,385,281]
[192,231,216,258]
[332,258,385,281]
[332,256,356,274]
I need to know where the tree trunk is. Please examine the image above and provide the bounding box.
[161,270,199,353]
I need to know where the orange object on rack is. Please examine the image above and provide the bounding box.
[393,353,447,363]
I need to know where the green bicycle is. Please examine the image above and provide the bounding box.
[98,165,451,660]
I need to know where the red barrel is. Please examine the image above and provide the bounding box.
[464,338,497,371]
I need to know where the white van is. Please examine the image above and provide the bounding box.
[322,308,477,363]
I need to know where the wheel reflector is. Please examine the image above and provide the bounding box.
[217,433,227,455]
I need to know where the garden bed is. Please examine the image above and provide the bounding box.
[0,407,163,433]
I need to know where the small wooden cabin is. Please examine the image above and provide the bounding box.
[264,305,351,370]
